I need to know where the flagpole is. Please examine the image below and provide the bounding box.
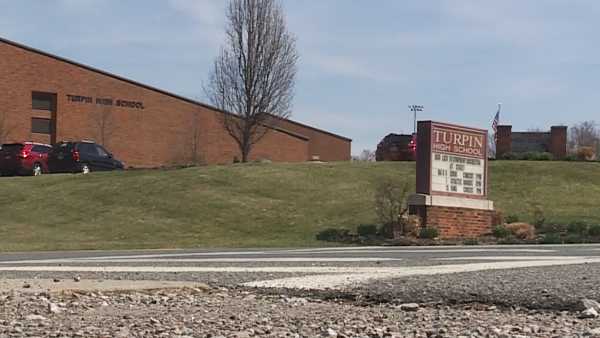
[492,103,502,159]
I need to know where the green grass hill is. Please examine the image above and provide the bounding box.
[1,161,599,251]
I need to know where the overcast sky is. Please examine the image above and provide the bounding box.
[2,0,600,153]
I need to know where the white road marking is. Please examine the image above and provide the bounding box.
[243,258,600,289]
[2,258,600,290]
[287,247,384,252]
[434,256,589,261]
[292,249,556,254]
[0,248,558,265]
[79,251,270,260]
[0,257,402,264]
[287,246,563,252]
[0,251,281,264]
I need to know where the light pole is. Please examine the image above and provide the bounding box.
[408,105,424,134]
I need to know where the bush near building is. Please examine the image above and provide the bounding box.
[492,218,600,245]
[499,152,554,161]
[419,227,439,239]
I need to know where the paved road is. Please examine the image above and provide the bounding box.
[2,245,600,311]
[0,244,600,265]
[1,245,600,290]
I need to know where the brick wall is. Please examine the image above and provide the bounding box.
[511,132,550,153]
[495,125,567,160]
[495,125,512,157]
[550,126,567,159]
[0,38,350,167]
[275,118,352,161]
[251,129,309,162]
[410,205,495,238]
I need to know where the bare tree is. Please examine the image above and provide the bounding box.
[569,121,599,151]
[188,111,204,165]
[90,97,114,146]
[205,0,298,163]
[357,149,376,162]
[374,179,410,237]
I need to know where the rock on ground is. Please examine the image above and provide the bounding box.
[0,287,598,337]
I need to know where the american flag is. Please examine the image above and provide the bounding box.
[492,104,501,142]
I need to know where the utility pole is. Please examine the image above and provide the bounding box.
[408,105,424,134]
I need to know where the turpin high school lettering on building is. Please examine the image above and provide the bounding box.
[66,95,145,110]
[0,37,351,167]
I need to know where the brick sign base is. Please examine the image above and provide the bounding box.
[409,204,496,238]
[407,193,497,239]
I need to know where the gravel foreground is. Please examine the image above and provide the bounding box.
[1,287,600,338]
[2,263,600,337]
[261,263,600,312]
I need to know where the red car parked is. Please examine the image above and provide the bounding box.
[0,142,52,176]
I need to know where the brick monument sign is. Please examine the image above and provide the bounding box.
[408,121,496,238]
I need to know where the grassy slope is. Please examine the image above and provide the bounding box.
[0,161,599,251]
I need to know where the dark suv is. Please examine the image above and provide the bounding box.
[47,141,124,174]
[0,142,52,176]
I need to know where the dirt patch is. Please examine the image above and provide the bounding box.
[0,278,209,294]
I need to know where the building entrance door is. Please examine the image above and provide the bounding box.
[50,110,57,144]
[31,92,57,145]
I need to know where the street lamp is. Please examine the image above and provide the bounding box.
[408,105,424,134]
